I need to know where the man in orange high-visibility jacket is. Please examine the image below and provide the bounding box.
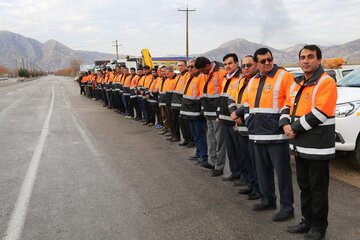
[148,67,163,128]
[95,69,103,101]
[282,45,337,240]
[79,72,86,95]
[195,57,226,177]
[131,68,143,121]
[113,65,122,113]
[169,61,189,142]
[241,48,294,222]
[219,53,245,182]
[230,55,261,200]
[180,59,208,163]
[145,67,159,125]
[173,61,194,146]
[139,66,152,124]
[124,67,136,118]
[158,66,170,135]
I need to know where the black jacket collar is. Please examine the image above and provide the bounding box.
[255,64,279,78]
[295,66,324,86]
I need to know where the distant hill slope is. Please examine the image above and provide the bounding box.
[1,30,359,70]
[201,38,360,66]
[0,30,117,71]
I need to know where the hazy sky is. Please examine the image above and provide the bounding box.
[1,0,359,57]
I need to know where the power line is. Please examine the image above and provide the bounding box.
[178,5,196,57]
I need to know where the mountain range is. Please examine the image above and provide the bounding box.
[202,38,360,66]
[1,30,360,71]
[0,30,116,71]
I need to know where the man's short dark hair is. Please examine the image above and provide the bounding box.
[137,67,143,71]
[151,68,157,71]
[130,67,136,71]
[299,45,322,60]
[195,57,211,69]
[177,60,187,65]
[144,65,150,70]
[223,53,238,63]
[241,55,255,63]
[253,48,273,62]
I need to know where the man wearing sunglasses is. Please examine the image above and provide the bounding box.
[180,59,208,164]
[241,48,294,222]
[230,55,262,200]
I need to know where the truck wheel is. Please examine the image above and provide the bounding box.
[350,138,360,171]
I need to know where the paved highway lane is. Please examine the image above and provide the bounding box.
[0,76,359,240]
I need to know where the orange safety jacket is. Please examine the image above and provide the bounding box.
[180,71,206,120]
[202,61,226,120]
[218,68,242,125]
[158,77,169,107]
[279,67,337,159]
[228,74,256,135]
[143,74,153,89]
[123,74,132,96]
[147,76,159,104]
[97,75,103,84]
[171,70,190,109]
[130,75,140,98]
[81,75,88,83]
[141,74,153,98]
[164,73,177,106]
[242,65,294,143]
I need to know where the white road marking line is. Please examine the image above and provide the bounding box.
[3,83,55,240]
[6,92,13,95]
[62,90,101,157]
[0,95,27,119]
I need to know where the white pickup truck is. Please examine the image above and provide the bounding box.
[336,67,360,170]
[286,65,357,82]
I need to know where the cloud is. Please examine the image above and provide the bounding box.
[0,0,359,56]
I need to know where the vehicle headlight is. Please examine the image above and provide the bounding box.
[336,101,360,118]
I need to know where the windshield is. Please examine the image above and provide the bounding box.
[337,67,360,87]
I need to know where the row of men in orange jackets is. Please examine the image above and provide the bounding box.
[79,45,336,240]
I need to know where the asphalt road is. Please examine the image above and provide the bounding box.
[0,76,359,240]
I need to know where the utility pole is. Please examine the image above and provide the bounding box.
[112,40,122,61]
[178,5,196,57]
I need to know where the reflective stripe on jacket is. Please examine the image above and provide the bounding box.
[219,68,241,125]
[180,72,205,120]
[243,65,293,143]
[279,67,337,159]
[201,62,226,119]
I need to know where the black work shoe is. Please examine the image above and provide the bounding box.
[222,175,239,182]
[303,229,325,240]
[188,155,200,160]
[187,142,195,148]
[252,203,276,211]
[211,169,223,177]
[238,186,252,195]
[178,141,188,146]
[272,210,294,222]
[233,179,247,187]
[248,192,262,200]
[287,220,311,234]
[200,162,214,170]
